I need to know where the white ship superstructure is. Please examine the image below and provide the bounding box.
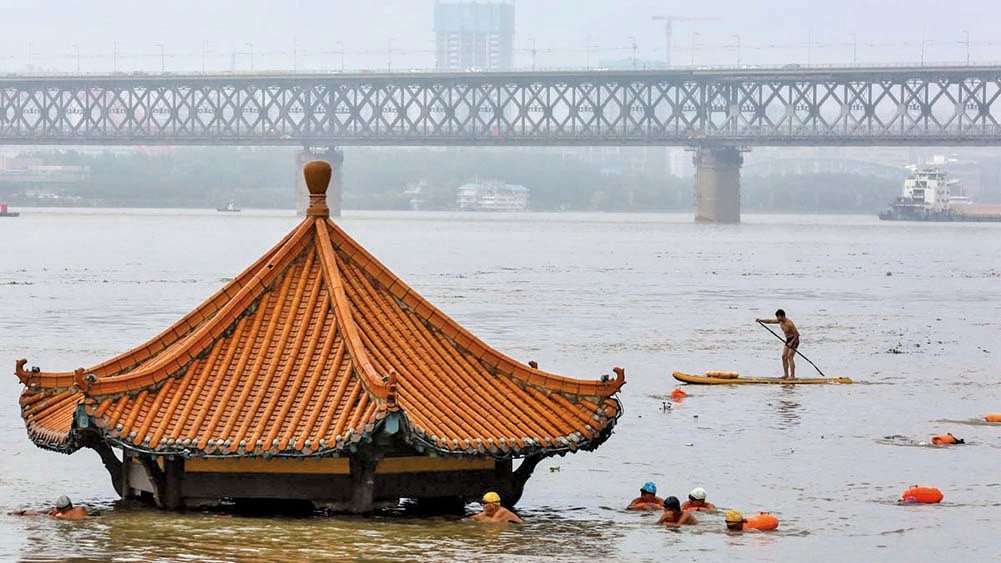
[456,181,529,211]
[879,166,1001,221]
[898,167,955,213]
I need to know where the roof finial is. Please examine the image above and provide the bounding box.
[304,160,331,217]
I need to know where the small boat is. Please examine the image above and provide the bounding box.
[672,371,853,385]
[216,201,241,213]
[0,202,19,217]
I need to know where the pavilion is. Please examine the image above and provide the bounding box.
[14,160,625,512]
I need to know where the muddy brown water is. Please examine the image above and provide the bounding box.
[2,209,999,561]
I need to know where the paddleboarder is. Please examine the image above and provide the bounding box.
[756,309,800,379]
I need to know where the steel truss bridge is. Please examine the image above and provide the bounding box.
[3,66,1001,147]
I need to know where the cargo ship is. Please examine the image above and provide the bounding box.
[878,167,1001,222]
[455,181,530,211]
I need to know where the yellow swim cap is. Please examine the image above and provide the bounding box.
[482,491,501,504]
[725,510,744,523]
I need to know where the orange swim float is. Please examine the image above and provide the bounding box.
[985,413,1001,423]
[743,512,779,531]
[902,486,943,504]
[670,387,688,399]
[930,433,963,445]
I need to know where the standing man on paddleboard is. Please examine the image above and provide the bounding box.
[756,309,800,379]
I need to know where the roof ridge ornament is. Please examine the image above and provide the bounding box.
[304,160,331,218]
[15,358,32,384]
[605,367,626,391]
[385,370,400,412]
[73,367,96,391]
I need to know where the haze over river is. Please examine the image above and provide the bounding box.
[1,208,999,562]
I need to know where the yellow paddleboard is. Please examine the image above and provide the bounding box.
[672,371,853,385]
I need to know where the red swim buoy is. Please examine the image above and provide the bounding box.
[985,413,1001,423]
[902,486,943,504]
[671,387,688,399]
[743,512,779,531]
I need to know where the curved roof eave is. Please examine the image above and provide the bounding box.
[85,398,624,461]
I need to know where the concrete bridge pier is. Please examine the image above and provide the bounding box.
[692,145,744,223]
[297,147,343,217]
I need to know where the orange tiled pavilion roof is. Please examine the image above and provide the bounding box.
[15,161,624,461]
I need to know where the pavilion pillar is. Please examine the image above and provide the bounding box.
[120,450,132,498]
[693,145,744,223]
[297,148,343,217]
[348,451,379,514]
[163,457,185,510]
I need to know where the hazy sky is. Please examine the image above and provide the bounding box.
[1,0,998,73]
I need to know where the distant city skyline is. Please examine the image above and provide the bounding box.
[1,0,999,74]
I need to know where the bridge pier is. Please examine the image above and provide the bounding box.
[297,148,343,217]
[692,145,744,223]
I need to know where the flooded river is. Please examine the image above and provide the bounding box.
[1,209,999,561]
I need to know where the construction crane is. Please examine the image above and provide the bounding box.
[651,15,721,67]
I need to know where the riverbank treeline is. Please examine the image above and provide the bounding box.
[4,147,901,212]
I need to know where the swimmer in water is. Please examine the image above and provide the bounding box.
[657,496,698,526]
[627,482,664,511]
[470,492,522,524]
[681,487,717,512]
[8,496,88,520]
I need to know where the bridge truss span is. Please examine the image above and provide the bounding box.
[2,67,1001,146]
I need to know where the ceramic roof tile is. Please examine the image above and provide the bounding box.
[14,161,624,459]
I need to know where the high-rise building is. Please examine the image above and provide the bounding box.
[434,1,514,71]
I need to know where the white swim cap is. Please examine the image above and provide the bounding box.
[689,487,707,500]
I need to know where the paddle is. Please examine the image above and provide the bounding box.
[756,320,826,376]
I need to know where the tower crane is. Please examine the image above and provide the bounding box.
[651,15,721,67]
